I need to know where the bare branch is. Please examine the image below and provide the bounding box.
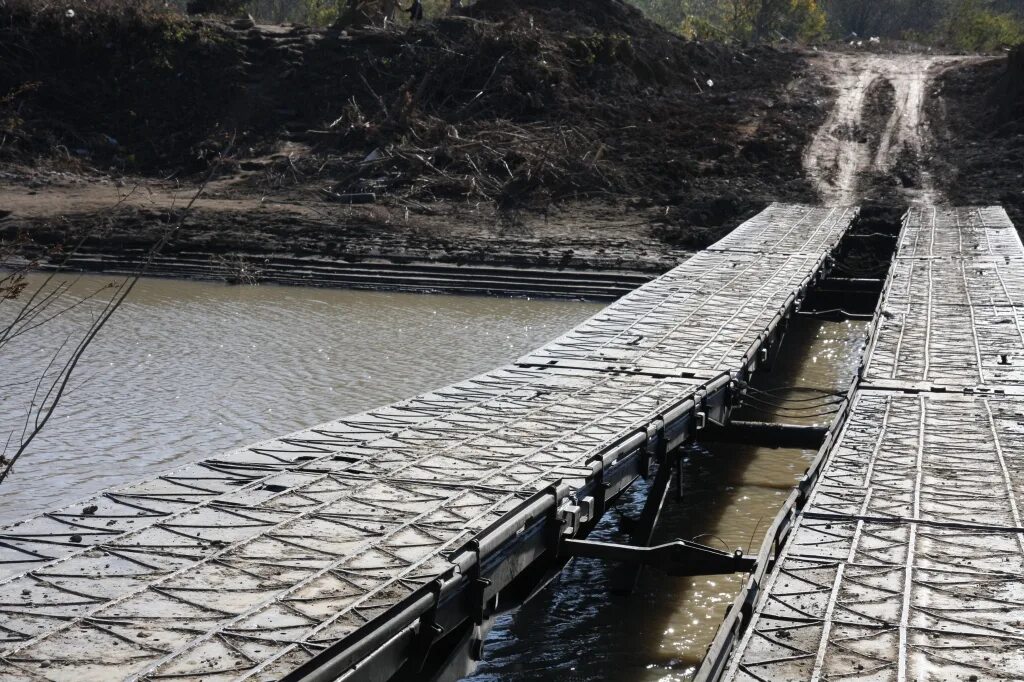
[0,152,228,486]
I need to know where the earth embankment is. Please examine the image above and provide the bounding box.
[928,47,1024,228]
[1,0,829,287]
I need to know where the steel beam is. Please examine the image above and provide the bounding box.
[701,420,829,449]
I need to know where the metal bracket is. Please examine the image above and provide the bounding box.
[559,538,755,576]
[557,496,595,536]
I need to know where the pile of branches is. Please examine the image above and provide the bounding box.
[4,0,793,214]
[328,119,622,207]
[294,6,737,209]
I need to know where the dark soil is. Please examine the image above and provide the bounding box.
[855,76,917,210]
[930,49,1024,228]
[0,0,830,281]
[861,76,894,154]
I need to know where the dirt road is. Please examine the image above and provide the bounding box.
[804,53,971,206]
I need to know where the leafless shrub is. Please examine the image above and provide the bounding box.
[0,155,228,485]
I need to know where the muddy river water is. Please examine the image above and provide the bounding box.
[468,318,867,682]
[0,275,601,522]
[0,275,867,680]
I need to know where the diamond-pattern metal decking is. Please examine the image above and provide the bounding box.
[883,255,1024,308]
[0,366,705,680]
[804,392,1024,525]
[895,204,1024,260]
[864,206,1024,389]
[723,392,1024,681]
[706,203,854,255]
[518,252,820,376]
[0,365,633,579]
[519,206,855,377]
[863,301,1024,388]
[718,205,1024,682]
[0,204,853,681]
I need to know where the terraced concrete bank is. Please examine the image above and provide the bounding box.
[0,204,856,681]
[703,206,1024,681]
[55,255,653,301]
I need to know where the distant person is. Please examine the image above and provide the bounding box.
[406,0,424,22]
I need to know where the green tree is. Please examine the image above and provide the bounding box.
[785,0,827,40]
[938,0,1024,50]
[633,0,826,42]
[302,0,339,24]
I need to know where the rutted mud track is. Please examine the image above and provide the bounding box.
[803,53,972,206]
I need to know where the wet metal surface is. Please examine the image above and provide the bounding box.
[864,206,1024,389]
[719,205,1024,682]
[0,282,599,522]
[724,391,1024,681]
[705,204,855,256]
[0,204,854,680]
[0,366,704,680]
[468,318,868,682]
[519,205,856,377]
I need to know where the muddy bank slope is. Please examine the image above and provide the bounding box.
[929,48,1024,227]
[0,0,829,289]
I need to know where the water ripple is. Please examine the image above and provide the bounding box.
[0,275,600,522]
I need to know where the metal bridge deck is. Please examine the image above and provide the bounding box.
[720,391,1024,681]
[519,205,855,377]
[714,206,1024,681]
[0,204,854,681]
[0,366,709,681]
[864,206,1024,390]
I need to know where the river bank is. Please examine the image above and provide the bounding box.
[1,0,830,292]
[928,46,1024,227]
[1,183,670,298]
[3,2,1019,295]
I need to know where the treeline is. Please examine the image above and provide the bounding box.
[631,0,1024,49]
[154,0,1024,49]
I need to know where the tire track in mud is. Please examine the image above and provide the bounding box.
[804,53,971,206]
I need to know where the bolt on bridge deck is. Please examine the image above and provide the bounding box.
[713,206,1024,681]
[0,204,854,681]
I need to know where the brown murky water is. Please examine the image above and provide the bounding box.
[467,318,868,682]
[0,274,602,523]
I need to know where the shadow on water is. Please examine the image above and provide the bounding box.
[465,317,868,682]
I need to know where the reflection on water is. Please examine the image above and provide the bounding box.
[467,319,868,682]
[0,274,601,522]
